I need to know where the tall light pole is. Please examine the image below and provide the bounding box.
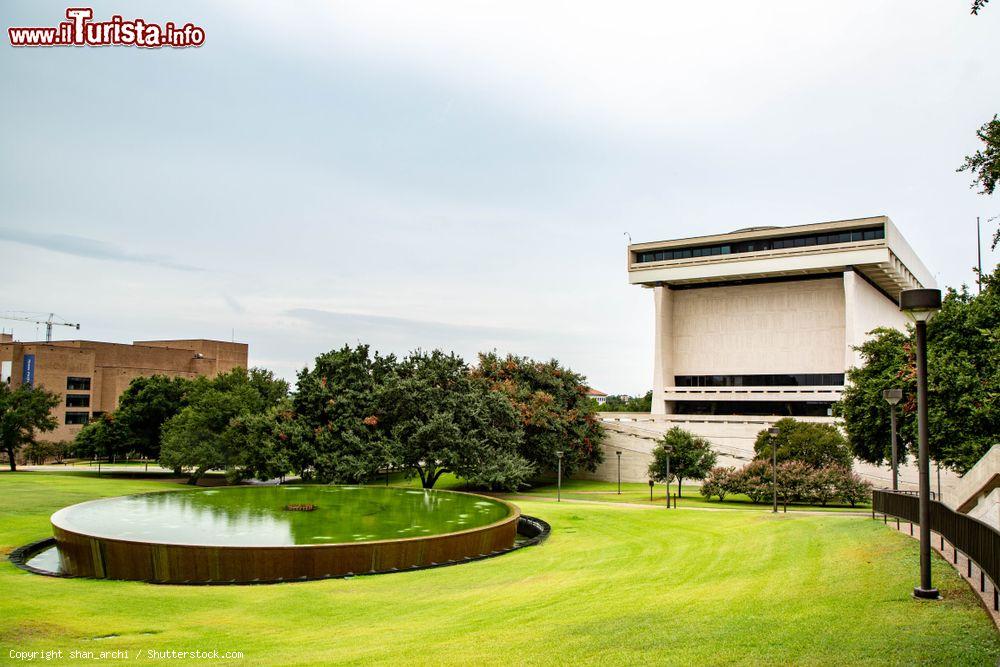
[616,451,622,495]
[900,287,942,600]
[883,388,902,491]
[556,451,564,502]
[768,426,780,513]
[665,447,672,508]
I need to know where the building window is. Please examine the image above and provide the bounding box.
[674,401,834,417]
[65,411,90,425]
[674,373,845,387]
[635,226,884,263]
[66,376,91,391]
[66,394,90,408]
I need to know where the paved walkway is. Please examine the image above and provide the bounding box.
[488,492,871,517]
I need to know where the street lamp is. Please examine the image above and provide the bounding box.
[616,451,622,495]
[883,388,902,491]
[768,426,780,513]
[665,447,672,508]
[900,287,942,600]
[556,451,564,502]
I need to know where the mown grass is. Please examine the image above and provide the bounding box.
[385,472,868,513]
[0,471,996,665]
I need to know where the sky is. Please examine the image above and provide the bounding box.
[1,1,998,395]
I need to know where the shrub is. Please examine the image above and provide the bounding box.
[700,466,737,501]
[721,460,872,507]
[737,460,775,503]
[776,460,814,503]
[833,468,873,507]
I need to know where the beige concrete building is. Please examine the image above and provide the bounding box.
[586,216,945,490]
[0,338,248,442]
[629,215,932,417]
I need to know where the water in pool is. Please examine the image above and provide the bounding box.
[50,486,512,546]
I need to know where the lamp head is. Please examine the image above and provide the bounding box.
[899,288,941,322]
[648,479,655,487]
[883,388,903,405]
[767,426,780,437]
[616,451,622,456]
[555,451,564,459]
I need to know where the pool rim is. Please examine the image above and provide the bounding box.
[10,515,551,585]
[49,484,520,549]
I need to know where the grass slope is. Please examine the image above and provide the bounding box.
[1,472,996,665]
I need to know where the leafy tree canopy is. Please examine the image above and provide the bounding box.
[291,344,397,483]
[753,417,853,469]
[598,391,653,412]
[838,266,1000,472]
[378,350,531,490]
[957,114,1000,249]
[114,375,190,460]
[648,427,717,496]
[473,352,604,478]
[159,367,289,483]
[0,384,60,471]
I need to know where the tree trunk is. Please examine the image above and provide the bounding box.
[426,468,447,489]
[5,447,15,472]
[188,466,208,485]
[677,476,683,497]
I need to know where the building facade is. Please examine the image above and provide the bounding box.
[582,216,947,491]
[0,338,248,442]
[628,215,932,417]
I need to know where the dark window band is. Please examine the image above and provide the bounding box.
[635,226,884,264]
[674,373,844,387]
[673,401,834,417]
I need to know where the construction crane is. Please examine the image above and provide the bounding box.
[0,312,80,342]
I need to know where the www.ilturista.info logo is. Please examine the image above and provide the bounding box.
[8,8,205,48]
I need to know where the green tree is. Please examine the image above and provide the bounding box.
[225,400,302,482]
[114,375,190,460]
[474,352,604,478]
[599,391,653,412]
[836,328,912,466]
[74,413,133,462]
[291,344,397,483]
[379,350,531,490]
[0,384,60,471]
[648,427,717,496]
[838,267,1000,473]
[958,114,1000,249]
[753,418,853,469]
[159,368,289,484]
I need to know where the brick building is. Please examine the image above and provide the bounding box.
[0,336,248,442]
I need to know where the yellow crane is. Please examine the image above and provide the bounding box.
[0,312,80,342]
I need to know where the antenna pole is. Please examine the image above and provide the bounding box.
[977,217,983,294]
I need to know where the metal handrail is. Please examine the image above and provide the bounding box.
[873,488,1000,608]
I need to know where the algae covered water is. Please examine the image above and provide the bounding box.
[51,486,512,546]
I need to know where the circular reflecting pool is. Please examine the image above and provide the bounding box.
[49,486,520,583]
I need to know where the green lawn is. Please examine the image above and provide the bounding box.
[380,472,869,513]
[513,478,870,512]
[1,472,996,665]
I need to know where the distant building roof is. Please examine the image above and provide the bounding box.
[586,388,607,397]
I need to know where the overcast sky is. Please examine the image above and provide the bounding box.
[1,1,998,394]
